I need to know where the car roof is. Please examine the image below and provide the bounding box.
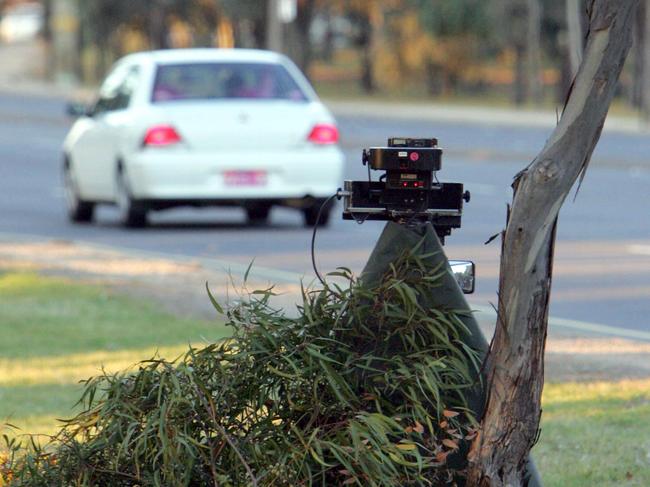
[124,48,286,66]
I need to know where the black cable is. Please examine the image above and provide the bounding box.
[311,192,340,286]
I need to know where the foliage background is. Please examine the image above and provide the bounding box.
[17,0,648,112]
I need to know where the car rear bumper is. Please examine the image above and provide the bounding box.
[125,147,344,201]
[134,196,331,211]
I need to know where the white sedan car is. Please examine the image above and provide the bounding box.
[63,48,344,227]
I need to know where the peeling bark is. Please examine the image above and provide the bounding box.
[466,1,638,485]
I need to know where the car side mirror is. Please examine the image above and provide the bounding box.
[66,101,91,118]
[449,260,475,294]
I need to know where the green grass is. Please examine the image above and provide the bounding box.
[1,272,648,485]
[536,379,650,486]
[0,272,229,436]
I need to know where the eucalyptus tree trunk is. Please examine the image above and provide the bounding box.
[466,1,638,485]
[293,0,315,75]
[510,2,528,106]
[149,3,170,50]
[358,13,376,93]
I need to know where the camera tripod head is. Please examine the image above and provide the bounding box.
[341,137,470,242]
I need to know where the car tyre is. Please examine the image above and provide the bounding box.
[303,202,331,228]
[63,161,94,223]
[246,205,271,226]
[115,169,147,228]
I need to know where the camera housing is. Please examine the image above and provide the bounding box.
[342,137,469,241]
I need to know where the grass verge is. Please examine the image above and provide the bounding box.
[536,379,650,487]
[0,271,229,436]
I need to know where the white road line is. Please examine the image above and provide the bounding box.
[627,244,650,256]
[471,304,650,342]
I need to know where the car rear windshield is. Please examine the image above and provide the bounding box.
[152,62,309,103]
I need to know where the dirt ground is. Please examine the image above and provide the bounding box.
[2,238,649,384]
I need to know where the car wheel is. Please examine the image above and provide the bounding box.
[115,169,147,228]
[303,202,331,228]
[63,161,94,223]
[246,205,271,226]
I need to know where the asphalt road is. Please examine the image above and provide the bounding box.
[1,92,650,338]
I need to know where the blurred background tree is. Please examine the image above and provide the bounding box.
[19,0,648,113]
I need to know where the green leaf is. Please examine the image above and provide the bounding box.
[205,281,224,314]
[244,259,255,283]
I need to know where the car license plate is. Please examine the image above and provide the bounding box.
[223,170,267,186]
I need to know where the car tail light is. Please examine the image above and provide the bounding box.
[143,125,182,146]
[307,124,339,145]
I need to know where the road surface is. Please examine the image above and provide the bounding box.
[1,91,649,338]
